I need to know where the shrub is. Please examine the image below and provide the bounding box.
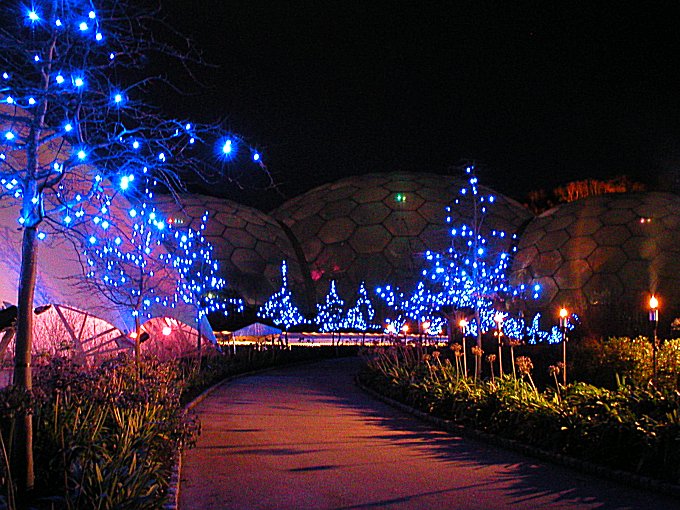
[1,354,198,509]
[360,345,680,484]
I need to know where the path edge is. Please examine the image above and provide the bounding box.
[166,357,349,510]
[355,376,680,500]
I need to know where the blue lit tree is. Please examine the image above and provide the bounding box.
[314,280,345,344]
[83,203,187,366]
[378,165,538,376]
[422,165,538,376]
[346,281,378,341]
[258,261,306,344]
[168,212,244,352]
[0,1,266,493]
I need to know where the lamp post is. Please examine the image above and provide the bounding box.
[459,318,468,376]
[494,312,504,378]
[559,307,568,386]
[649,295,659,386]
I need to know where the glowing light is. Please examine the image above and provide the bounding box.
[89,236,96,244]
[222,139,232,155]
[37,232,46,240]
[55,74,64,84]
[2,73,9,79]
[132,141,139,149]
[79,22,88,31]
[5,132,15,141]
[89,11,96,19]
[114,93,122,103]
[77,150,86,159]
[34,55,40,62]
[28,97,36,105]
[74,77,84,87]
[559,307,568,319]
[459,319,468,329]
[162,326,172,336]
[28,10,39,21]
[253,152,260,162]
[64,123,73,132]
[55,19,62,27]
[650,295,659,310]
[96,33,103,41]
[5,96,13,104]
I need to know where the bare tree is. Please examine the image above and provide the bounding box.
[0,1,267,498]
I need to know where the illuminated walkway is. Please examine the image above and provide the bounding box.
[179,357,677,509]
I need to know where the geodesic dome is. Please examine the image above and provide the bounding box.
[271,171,532,300]
[512,192,680,322]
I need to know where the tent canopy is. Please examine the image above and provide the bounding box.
[233,322,281,337]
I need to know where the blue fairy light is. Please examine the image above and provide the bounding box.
[222,139,232,155]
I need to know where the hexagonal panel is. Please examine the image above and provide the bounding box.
[318,199,358,221]
[384,211,427,236]
[593,225,631,246]
[587,246,627,273]
[349,225,391,253]
[352,186,390,203]
[533,251,564,277]
[560,236,597,260]
[536,230,569,253]
[222,227,257,249]
[350,202,391,225]
[567,216,602,236]
[554,260,592,290]
[317,218,356,244]
[512,245,538,271]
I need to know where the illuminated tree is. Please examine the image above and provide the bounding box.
[258,261,306,343]
[379,166,538,375]
[314,280,345,343]
[170,212,244,352]
[0,1,265,495]
[84,204,175,364]
[345,282,378,337]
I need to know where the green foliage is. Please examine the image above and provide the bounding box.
[4,354,198,509]
[360,345,680,483]
[571,336,680,392]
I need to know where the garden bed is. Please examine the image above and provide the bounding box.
[358,344,680,488]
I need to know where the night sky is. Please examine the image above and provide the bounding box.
[159,1,680,209]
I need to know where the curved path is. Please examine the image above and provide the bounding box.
[179,357,677,509]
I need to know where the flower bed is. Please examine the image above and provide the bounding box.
[359,344,680,484]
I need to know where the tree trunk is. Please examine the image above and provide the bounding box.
[134,314,141,367]
[13,225,38,502]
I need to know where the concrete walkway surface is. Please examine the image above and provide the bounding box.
[179,356,679,509]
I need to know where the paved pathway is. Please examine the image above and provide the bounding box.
[179,357,678,509]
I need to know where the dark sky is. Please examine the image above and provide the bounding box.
[159,1,680,209]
